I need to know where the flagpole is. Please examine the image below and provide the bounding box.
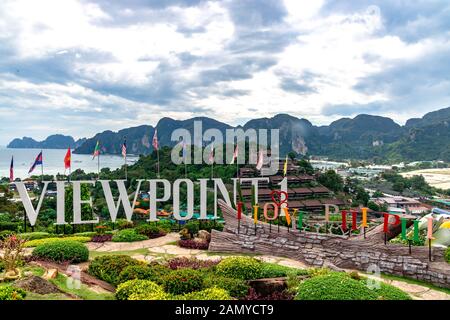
[125,153,128,181]
[98,153,100,178]
[157,148,160,179]
[40,149,44,182]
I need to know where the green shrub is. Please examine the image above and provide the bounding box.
[162,269,204,295]
[111,229,148,242]
[307,267,330,277]
[295,272,410,300]
[19,232,52,241]
[203,276,249,298]
[177,288,231,300]
[185,221,199,236]
[0,222,18,232]
[32,240,89,263]
[0,260,4,272]
[259,263,306,278]
[135,224,166,238]
[216,257,262,280]
[24,236,91,247]
[118,265,159,284]
[445,247,450,263]
[116,279,167,300]
[116,219,134,230]
[88,255,142,286]
[73,232,96,238]
[0,286,26,300]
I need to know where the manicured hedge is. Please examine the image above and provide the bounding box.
[32,240,89,263]
[161,269,204,295]
[203,276,249,298]
[216,257,262,280]
[116,279,168,300]
[0,222,18,232]
[259,263,307,278]
[120,263,171,285]
[24,236,91,247]
[19,232,52,241]
[295,272,411,300]
[111,229,148,242]
[177,288,231,300]
[88,255,142,286]
[0,286,26,300]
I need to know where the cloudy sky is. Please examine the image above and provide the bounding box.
[0,0,449,145]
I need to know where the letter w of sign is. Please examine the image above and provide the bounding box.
[99,180,143,222]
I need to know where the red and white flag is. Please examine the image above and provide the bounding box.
[230,145,238,164]
[256,150,264,170]
[152,129,159,150]
[121,139,127,158]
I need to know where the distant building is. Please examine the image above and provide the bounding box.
[373,196,431,215]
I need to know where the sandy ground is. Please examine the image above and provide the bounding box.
[401,169,450,189]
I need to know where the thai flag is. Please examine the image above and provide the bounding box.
[29,151,43,174]
[9,156,14,182]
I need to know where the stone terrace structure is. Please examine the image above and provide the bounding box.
[210,200,450,289]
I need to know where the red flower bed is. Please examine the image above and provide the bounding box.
[177,239,209,250]
[167,257,220,270]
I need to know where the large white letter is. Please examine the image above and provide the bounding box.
[99,180,142,222]
[173,179,194,221]
[15,181,50,227]
[72,181,98,224]
[148,179,171,222]
[213,178,232,218]
[55,181,66,225]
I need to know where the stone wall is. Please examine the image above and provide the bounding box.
[209,200,450,288]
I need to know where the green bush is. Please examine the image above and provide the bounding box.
[73,232,96,238]
[19,232,52,241]
[0,222,18,232]
[32,240,89,263]
[177,288,231,300]
[116,219,134,230]
[203,276,249,298]
[118,265,160,284]
[135,224,166,238]
[259,263,307,278]
[162,269,204,295]
[88,255,142,286]
[116,279,167,300]
[295,272,410,300]
[111,229,148,242]
[185,221,199,236]
[24,236,91,247]
[0,260,4,272]
[216,257,262,280]
[445,247,450,263]
[0,286,26,300]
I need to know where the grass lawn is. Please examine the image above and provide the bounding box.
[89,248,149,259]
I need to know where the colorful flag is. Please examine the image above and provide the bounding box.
[256,150,263,170]
[283,155,288,176]
[122,139,127,158]
[64,148,71,170]
[28,151,43,174]
[230,145,239,164]
[92,141,100,160]
[152,129,159,150]
[208,143,214,164]
[9,156,14,182]
[283,207,291,226]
